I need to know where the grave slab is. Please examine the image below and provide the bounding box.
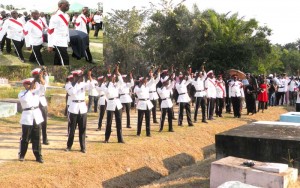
[0,102,17,118]
[280,112,300,123]
[210,156,298,188]
[0,98,22,113]
[216,122,300,170]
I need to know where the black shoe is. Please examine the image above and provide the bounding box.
[137,134,140,137]
[172,117,177,120]
[194,120,197,123]
[153,120,159,124]
[96,128,101,131]
[104,140,109,143]
[43,140,49,145]
[188,124,194,127]
[36,158,44,163]
[169,130,174,132]
[19,155,25,162]
[65,147,71,152]
[202,120,208,123]
[219,114,223,117]
[158,129,163,132]
[146,134,151,137]
[118,141,125,143]
[80,149,86,153]
[88,60,96,64]
[126,126,132,128]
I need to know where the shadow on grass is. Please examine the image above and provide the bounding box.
[163,153,196,174]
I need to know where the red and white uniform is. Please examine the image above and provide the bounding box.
[216,80,226,98]
[0,18,24,41]
[75,13,88,34]
[24,19,44,47]
[39,16,48,29]
[48,10,70,48]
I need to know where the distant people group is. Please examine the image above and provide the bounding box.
[0,0,103,65]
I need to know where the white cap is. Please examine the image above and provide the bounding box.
[97,76,104,80]
[67,75,73,79]
[161,76,169,83]
[71,70,83,76]
[31,68,41,75]
[22,78,34,84]
[269,74,273,78]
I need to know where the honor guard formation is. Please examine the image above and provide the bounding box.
[0,0,102,65]
[17,63,300,163]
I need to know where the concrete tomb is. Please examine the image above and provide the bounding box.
[280,112,300,123]
[210,156,298,188]
[0,102,17,118]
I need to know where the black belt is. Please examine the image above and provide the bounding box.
[149,91,156,93]
[99,95,104,97]
[162,98,170,101]
[120,93,129,96]
[139,98,149,101]
[109,97,119,100]
[23,106,39,111]
[196,90,205,92]
[73,100,85,103]
[179,93,186,95]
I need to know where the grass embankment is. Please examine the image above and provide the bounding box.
[0,104,297,187]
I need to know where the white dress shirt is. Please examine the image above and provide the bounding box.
[176,77,192,103]
[134,84,154,110]
[67,82,89,114]
[229,80,243,97]
[157,81,174,108]
[75,13,88,34]
[0,18,24,42]
[96,82,107,106]
[119,79,134,103]
[24,19,44,47]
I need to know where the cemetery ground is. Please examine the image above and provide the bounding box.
[0,31,103,66]
[0,98,300,187]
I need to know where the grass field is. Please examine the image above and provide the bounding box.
[0,30,103,66]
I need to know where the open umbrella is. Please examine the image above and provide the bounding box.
[228,69,246,80]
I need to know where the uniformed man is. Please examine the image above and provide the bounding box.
[148,68,161,124]
[119,73,134,128]
[95,76,107,131]
[87,76,99,113]
[0,10,11,54]
[205,70,217,120]
[64,74,73,134]
[24,10,45,65]
[96,67,124,143]
[157,76,175,132]
[65,69,89,153]
[75,7,94,63]
[0,10,25,62]
[229,74,243,118]
[48,0,70,65]
[31,68,49,145]
[134,76,154,136]
[215,74,226,117]
[18,77,44,163]
[191,66,207,123]
[175,72,193,126]
[39,12,48,29]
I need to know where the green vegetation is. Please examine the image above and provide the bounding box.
[104,0,300,76]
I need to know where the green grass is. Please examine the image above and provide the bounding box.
[0,31,103,66]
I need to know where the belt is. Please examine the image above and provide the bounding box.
[99,95,104,97]
[23,106,39,111]
[109,97,119,100]
[73,100,85,103]
[196,90,205,92]
[120,93,129,96]
[149,91,156,93]
[162,98,170,101]
[139,98,149,101]
[179,93,186,95]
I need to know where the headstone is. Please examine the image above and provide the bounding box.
[0,102,17,118]
[210,156,298,188]
[280,112,300,123]
[0,98,22,112]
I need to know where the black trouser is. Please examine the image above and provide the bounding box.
[39,103,48,143]
[29,45,44,65]
[160,108,173,131]
[225,97,232,113]
[0,34,11,53]
[98,103,106,129]
[85,47,93,62]
[194,97,206,121]
[19,121,42,160]
[231,97,241,117]
[67,112,87,150]
[258,101,266,111]
[137,108,151,136]
[122,103,131,127]
[94,23,101,37]
[105,108,123,142]
[215,98,224,117]
[207,98,215,119]
[88,96,99,113]
[289,91,296,106]
[12,39,24,60]
[178,102,193,126]
[54,46,69,65]
[151,99,157,122]
[276,92,285,105]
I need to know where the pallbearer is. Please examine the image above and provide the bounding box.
[18,77,44,163]
[31,68,49,145]
[157,76,175,132]
[134,76,154,137]
[119,73,134,128]
[229,74,243,118]
[65,70,89,153]
[95,76,107,131]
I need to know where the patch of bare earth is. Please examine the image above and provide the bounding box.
[0,105,298,187]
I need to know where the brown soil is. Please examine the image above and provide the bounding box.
[0,105,298,188]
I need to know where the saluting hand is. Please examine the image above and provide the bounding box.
[48,47,53,52]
